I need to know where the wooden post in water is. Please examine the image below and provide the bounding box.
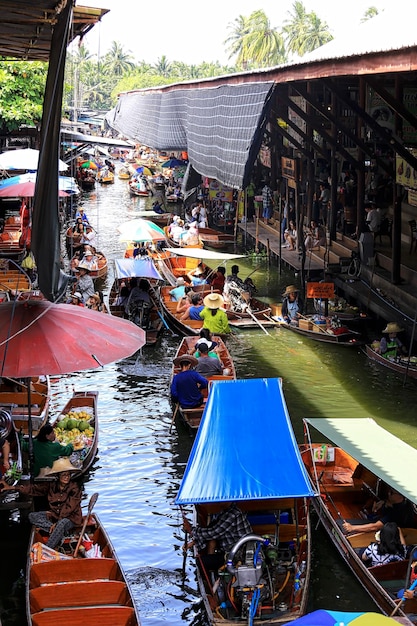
[255,216,259,253]
[266,238,270,264]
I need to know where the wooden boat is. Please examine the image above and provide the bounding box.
[197,226,235,248]
[170,335,236,429]
[79,176,96,191]
[65,225,85,252]
[118,167,131,180]
[0,376,51,436]
[97,170,115,184]
[128,181,151,197]
[300,418,417,623]
[225,296,276,329]
[364,343,417,380]
[49,390,98,478]
[176,378,316,625]
[160,284,210,336]
[109,257,164,346]
[69,251,108,280]
[26,512,140,626]
[166,193,183,204]
[277,315,363,346]
[0,215,25,258]
[163,226,204,249]
[0,260,32,295]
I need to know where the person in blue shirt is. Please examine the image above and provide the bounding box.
[180,293,204,321]
[169,277,186,301]
[170,355,208,408]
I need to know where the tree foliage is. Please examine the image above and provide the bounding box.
[0,60,47,131]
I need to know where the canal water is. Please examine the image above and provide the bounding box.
[2,174,417,625]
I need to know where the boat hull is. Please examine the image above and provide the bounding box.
[365,344,417,379]
[278,318,362,346]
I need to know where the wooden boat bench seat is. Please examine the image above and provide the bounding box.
[30,580,129,613]
[348,528,417,550]
[31,605,137,626]
[0,392,44,416]
[30,558,120,587]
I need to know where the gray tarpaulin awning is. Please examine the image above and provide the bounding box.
[106,81,275,189]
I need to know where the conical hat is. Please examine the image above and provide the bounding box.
[46,457,78,475]
[382,322,403,333]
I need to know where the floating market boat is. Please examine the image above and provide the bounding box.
[300,418,417,623]
[109,257,164,346]
[26,511,140,626]
[276,315,362,346]
[176,378,316,625]
[49,390,98,479]
[364,343,417,380]
[163,226,204,249]
[170,335,236,430]
[0,376,51,436]
[97,169,115,184]
[197,226,235,248]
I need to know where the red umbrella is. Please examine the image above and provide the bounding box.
[0,299,145,377]
[0,181,69,198]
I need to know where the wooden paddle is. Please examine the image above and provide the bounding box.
[73,492,99,558]
[390,579,417,616]
[169,403,179,433]
[244,304,270,336]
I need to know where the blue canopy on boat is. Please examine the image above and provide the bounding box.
[290,609,398,624]
[114,257,163,281]
[175,378,316,505]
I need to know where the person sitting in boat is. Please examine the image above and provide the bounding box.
[304,220,326,250]
[224,265,246,292]
[72,221,86,246]
[113,285,130,311]
[0,457,82,550]
[74,263,95,303]
[208,266,226,292]
[377,322,408,359]
[170,219,185,243]
[75,207,89,224]
[200,293,231,335]
[187,265,207,287]
[127,278,153,326]
[170,354,208,409]
[343,487,417,534]
[193,328,219,357]
[69,291,84,307]
[82,224,97,249]
[152,200,164,214]
[183,503,252,571]
[194,343,223,377]
[361,522,406,567]
[176,287,196,316]
[281,285,304,324]
[20,423,74,478]
[170,277,187,302]
[180,293,204,321]
[80,249,98,272]
[182,222,200,246]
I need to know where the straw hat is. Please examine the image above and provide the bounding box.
[46,457,78,475]
[76,262,91,272]
[382,322,403,334]
[203,293,224,309]
[283,285,299,296]
[173,354,198,367]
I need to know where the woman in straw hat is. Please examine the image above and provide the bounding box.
[281,285,304,323]
[378,322,408,359]
[0,457,82,549]
[199,293,231,335]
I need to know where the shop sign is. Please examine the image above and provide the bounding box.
[396,149,417,190]
[306,282,335,299]
[208,179,233,202]
[408,189,417,207]
[281,157,297,180]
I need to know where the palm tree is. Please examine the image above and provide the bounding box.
[224,15,251,68]
[104,41,135,76]
[283,1,310,56]
[361,6,379,22]
[152,56,172,78]
[302,12,333,55]
[244,10,286,67]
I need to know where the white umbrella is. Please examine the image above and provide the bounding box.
[0,148,68,172]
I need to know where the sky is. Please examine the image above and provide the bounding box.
[78,0,406,67]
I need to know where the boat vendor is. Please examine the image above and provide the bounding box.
[200,293,231,335]
[170,355,208,409]
[20,423,74,478]
[0,457,82,550]
[281,285,304,323]
[183,503,252,571]
[74,263,95,303]
[376,322,408,359]
[342,487,417,534]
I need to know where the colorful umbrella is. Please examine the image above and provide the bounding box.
[0,148,68,172]
[161,158,186,168]
[290,610,400,625]
[80,160,98,170]
[117,218,167,242]
[136,166,153,176]
[0,173,76,198]
[0,299,145,378]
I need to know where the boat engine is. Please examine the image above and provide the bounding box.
[221,534,295,620]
